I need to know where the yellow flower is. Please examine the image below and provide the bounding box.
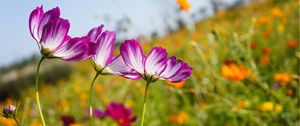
[277,24,285,33]
[70,124,84,126]
[260,102,274,112]
[176,0,191,11]
[221,63,249,81]
[169,112,188,125]
[260,102,283,113]
[274,104,283,112]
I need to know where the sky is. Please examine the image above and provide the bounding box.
[0,0,216,67]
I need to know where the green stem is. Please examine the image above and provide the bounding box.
[35,57,46,126]
[13,117,21,126]
[140,81,150,126]
[88,72,100,126]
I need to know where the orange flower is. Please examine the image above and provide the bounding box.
[257,16,268,25]
[287,40,298,48]
[261,47,271,55]
[0,117,15,126]
[221,63,249,81]
[169,112,188,125]
[176,0,191,11]
[274,73,291,86]
[167,81,186,88]
[271,7,285,18]
[250,41,257,49]
[198,102,207,110]
[259,55,270,65]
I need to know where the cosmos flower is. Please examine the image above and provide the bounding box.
[86,102,137,126]
[87,25,141,79]
[106,102,137,126]
[61,115,75,126]
[29,6,95,61]
[120,39,192,83]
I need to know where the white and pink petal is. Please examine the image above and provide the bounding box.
[144,47,168,77]
[40,19,70,51]
[106,55,141,80]
[120,39,145,74]
[37,7,60,40]
[160,56,183,79]
[92,30,116,67]
[167,62,192,82]
[29,6,44,42]
[87,25,104,42]
[53,37,93,61]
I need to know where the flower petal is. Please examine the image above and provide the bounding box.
[144,47,168,77]
[53,37,92,61]
[120,39,145,74]
[87,25,104,42]
[37,7,60,40]
[106,55,141,80]
[29,6,44,41]
[167,62,192,82]
[160,56,183,79]
[40,19,70,51]
[92,30,116,67]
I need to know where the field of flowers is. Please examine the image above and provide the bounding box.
[0,0,299,126]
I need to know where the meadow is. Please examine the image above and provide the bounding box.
[0,0,299,126]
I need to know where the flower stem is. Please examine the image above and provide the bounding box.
[89,72,100,126]
[13,117,21,126]
[35,57,46,126]
[140,81,150,126]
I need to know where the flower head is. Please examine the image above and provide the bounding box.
[168,112,188,125]
[221,63,248,81]
[61,115,75,126]
[120,39,192,83]
[176,0,191,11]
[29,6,95,61]
[2,105,16,118]
[106,102,137,126]
[86,26,141,80]
[274,73,291,86]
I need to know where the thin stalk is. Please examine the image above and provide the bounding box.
[88,72,100,126]
[13,117,21,126]
[140,81,151,126]
[35,57,46,126]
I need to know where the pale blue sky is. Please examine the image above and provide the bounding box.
[0,0,214,66]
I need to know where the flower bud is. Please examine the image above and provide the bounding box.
[2,105,16,118]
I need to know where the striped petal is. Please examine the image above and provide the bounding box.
[87,25,104,42]
[53,37,92,61]
[106,55,141,80]
[37,7,60,40]
[160,56,183,79]
[29,6,44,42]
[92,30,116,67]
[144,47,168,77]
[167,62,192,82]
[120,39,145,74]
[40,19,70,51]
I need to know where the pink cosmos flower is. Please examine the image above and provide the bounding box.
[87,25,141,79]
[120,39,192,83]
[29,6,95,61]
